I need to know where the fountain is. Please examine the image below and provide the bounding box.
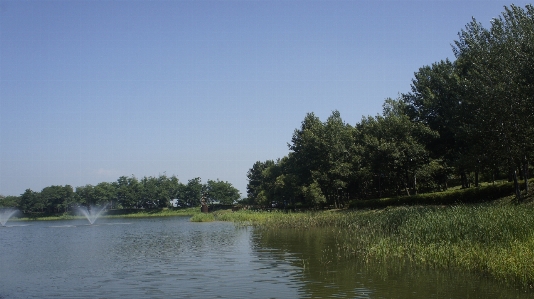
[0,208,19,227]
[77,204,108,225]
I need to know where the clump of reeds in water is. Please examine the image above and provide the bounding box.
[189,213,215,222]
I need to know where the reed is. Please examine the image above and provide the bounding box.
[219,199,534,288]
[189,212,215,222]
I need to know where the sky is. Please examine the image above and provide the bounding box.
[1,0,531,197]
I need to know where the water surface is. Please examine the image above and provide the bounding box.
[0,217,531,298]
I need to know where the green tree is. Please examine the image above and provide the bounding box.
[288,111,354,207]
[453,4,534,199]
[114,176,142,208]
[40,185,75,213]
[246,160,275,204]
[94,182,117,207]
[205,179,241,205]
[403,59,467,188]
[182,177,203,207]
[355,99,437,197]
[76,185,96,206]
[19,189,40,213]
[0,195,20,208]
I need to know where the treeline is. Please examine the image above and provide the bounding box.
[246,4,534,208]
[0,175,240,213]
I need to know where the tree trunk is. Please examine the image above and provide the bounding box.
[404,170,410,196]
[475,170,479,188]
[523,157,529,194]
[513,169,522,202]
[414,173,417,195]
[461,172,469,189]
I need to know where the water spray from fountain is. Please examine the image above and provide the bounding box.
[77,204,108,225]
[0,208,19,227]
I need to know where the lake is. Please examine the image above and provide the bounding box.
[0,216,531,298]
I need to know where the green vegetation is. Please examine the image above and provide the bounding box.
[350,180,518,209]
[189,212,215,222]
[3,4,534,288]
[213,197,534,288]
[104,207,199,218]
[0,175,240,215]
[245,4,534,208]
[13,207,199,221]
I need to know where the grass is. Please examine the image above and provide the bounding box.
[210,196,534,288]
[105,207,199,218]
[189,212,216,222]
[14,207,200,221]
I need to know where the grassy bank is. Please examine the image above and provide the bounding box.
[210,197,534,288]
[14,207,199,221]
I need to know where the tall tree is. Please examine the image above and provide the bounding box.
[403,59,468,188]
[246,160,275,204]
[453,4,534,199]
[288,111,354,207]
[355,99,437,197]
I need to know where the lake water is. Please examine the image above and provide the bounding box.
[0,216,531,298]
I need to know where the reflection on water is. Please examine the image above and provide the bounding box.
[0,217,300,299]
[0,217,532,298]
[254,228,533,299]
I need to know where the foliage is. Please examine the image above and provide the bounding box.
[220,200,534,288]
[247,4,534,203]
[205,179,241,205]
[6,174,240,214]
[0,195,20,208]
[189,212,215,222]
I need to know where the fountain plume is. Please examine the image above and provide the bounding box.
[0,208,19,227]
[77,204,108,225]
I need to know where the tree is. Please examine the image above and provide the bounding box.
[19,189,40,213]
[246,160,275,204]
[205,179,241,205]
[39,185,75,213]
[288,111,354,207]
[288,112,327,194]
[182,177,204,207]
[114,176,142,208]
[453,4,534,199]
[355,99,437,197]
[76,185,96,206]
[94,182,117,207]
[0,195,20,208]
[403,59,468,188]
[138,174,181,208]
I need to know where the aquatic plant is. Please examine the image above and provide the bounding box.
[190,213,215,222]
[221,200,534,288]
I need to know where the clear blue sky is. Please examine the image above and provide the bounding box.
[1,0,530,197]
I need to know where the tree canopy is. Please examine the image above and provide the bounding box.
[246,4,534,207]
[1,174,241,213]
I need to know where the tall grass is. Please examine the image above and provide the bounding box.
[218,200,534,288]
[189,213,215,222]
